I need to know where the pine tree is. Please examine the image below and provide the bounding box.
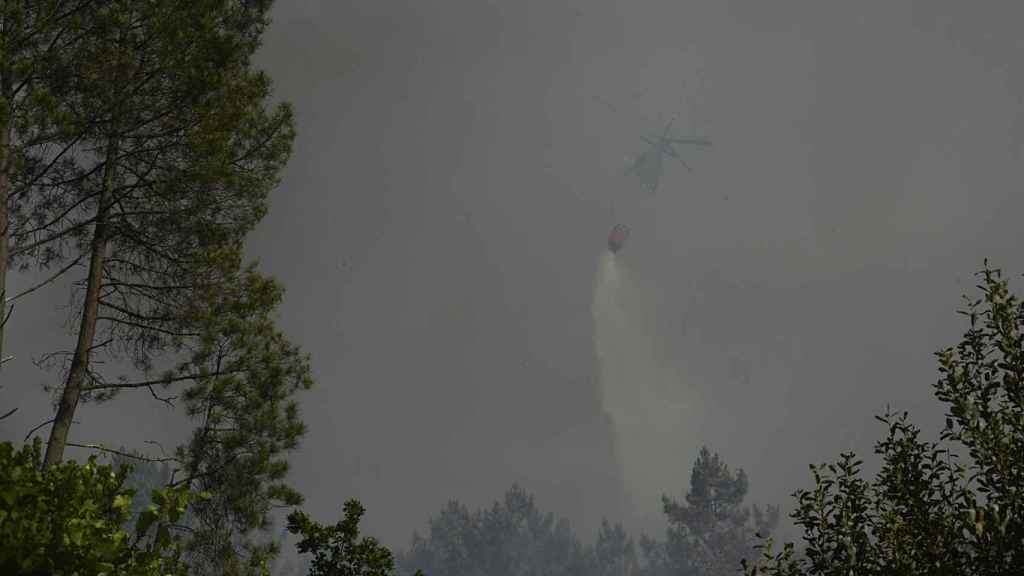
[3,1,312,571]
[593,518,639,576]
[399,484,596,576]
[172,260,312,574]
[0,0,95,368]
[33,0,292,467]
[644,447,778,576]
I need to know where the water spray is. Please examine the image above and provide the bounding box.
[591,248,701,534]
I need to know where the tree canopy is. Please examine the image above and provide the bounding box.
[0,438,198,576]
[641,447,779,576]
[288,500,417,576]
[745,263,1024,576]
[0,1,311,574]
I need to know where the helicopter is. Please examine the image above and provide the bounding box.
[624,115,711,194]
[593,94,711,194]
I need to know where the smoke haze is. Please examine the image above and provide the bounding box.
[2,0,1024,556]
[592,251,703,534]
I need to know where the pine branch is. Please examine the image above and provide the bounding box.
[95,315,198,337]
[66,441,178,463]
[12,183,103,240]
[5,252,86,304]
[1,301,13,328]
[82,369,243,392]
[12,132,89,195]
[23,417,57,442]
[87,337,113,352]
[146,383,177,407]
[9,215,98,258]
[102,280,202,292]
[97,297,177,323]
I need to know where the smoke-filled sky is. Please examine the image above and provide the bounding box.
[3,0,1024,551]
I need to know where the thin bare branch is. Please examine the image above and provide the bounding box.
[5,253,86,304]
[66,441,178,463]
[9,216,98,258]
[1,302,13,328]
[147,384,177,407]
[82,370,226,392]
[96,316,198,338]
[12,183,103,239]
[144,439,171,459]
[88,337,114,352]
[34,349,73,373]
[24,418,55,442]
[97,298,176,323]
[102,280,200,292]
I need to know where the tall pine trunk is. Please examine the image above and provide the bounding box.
[42,136,117,467]
[0,16,12,373]
[0,107,9,372]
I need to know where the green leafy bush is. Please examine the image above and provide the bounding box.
[0,439,199,576]
[745,263,1024,575]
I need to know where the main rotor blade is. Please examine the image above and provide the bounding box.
[660,144,692,171]
[672,155,693,172]
[662,117,675,138]
[665,138,712,147]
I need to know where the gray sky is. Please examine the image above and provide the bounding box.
[3,0,1024,552]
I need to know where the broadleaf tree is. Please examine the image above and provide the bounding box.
[288,499,421,576]
[0,438,198,575]
[744,262,1024,575]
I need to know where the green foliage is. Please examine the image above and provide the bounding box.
[0,0,100,361]
[594,518,640,576]
[30,0,295,467]
[398,484,631,576]
[2,1,312,573]
[109,448,191,534]
[744,262,1024,575]
[0,438,198,575]
[643,447,779,576]
[471,484,587,576]
[400,500,478,576]
[23,0,295,383]
[288,499,414,576]
[175,263,313,575]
